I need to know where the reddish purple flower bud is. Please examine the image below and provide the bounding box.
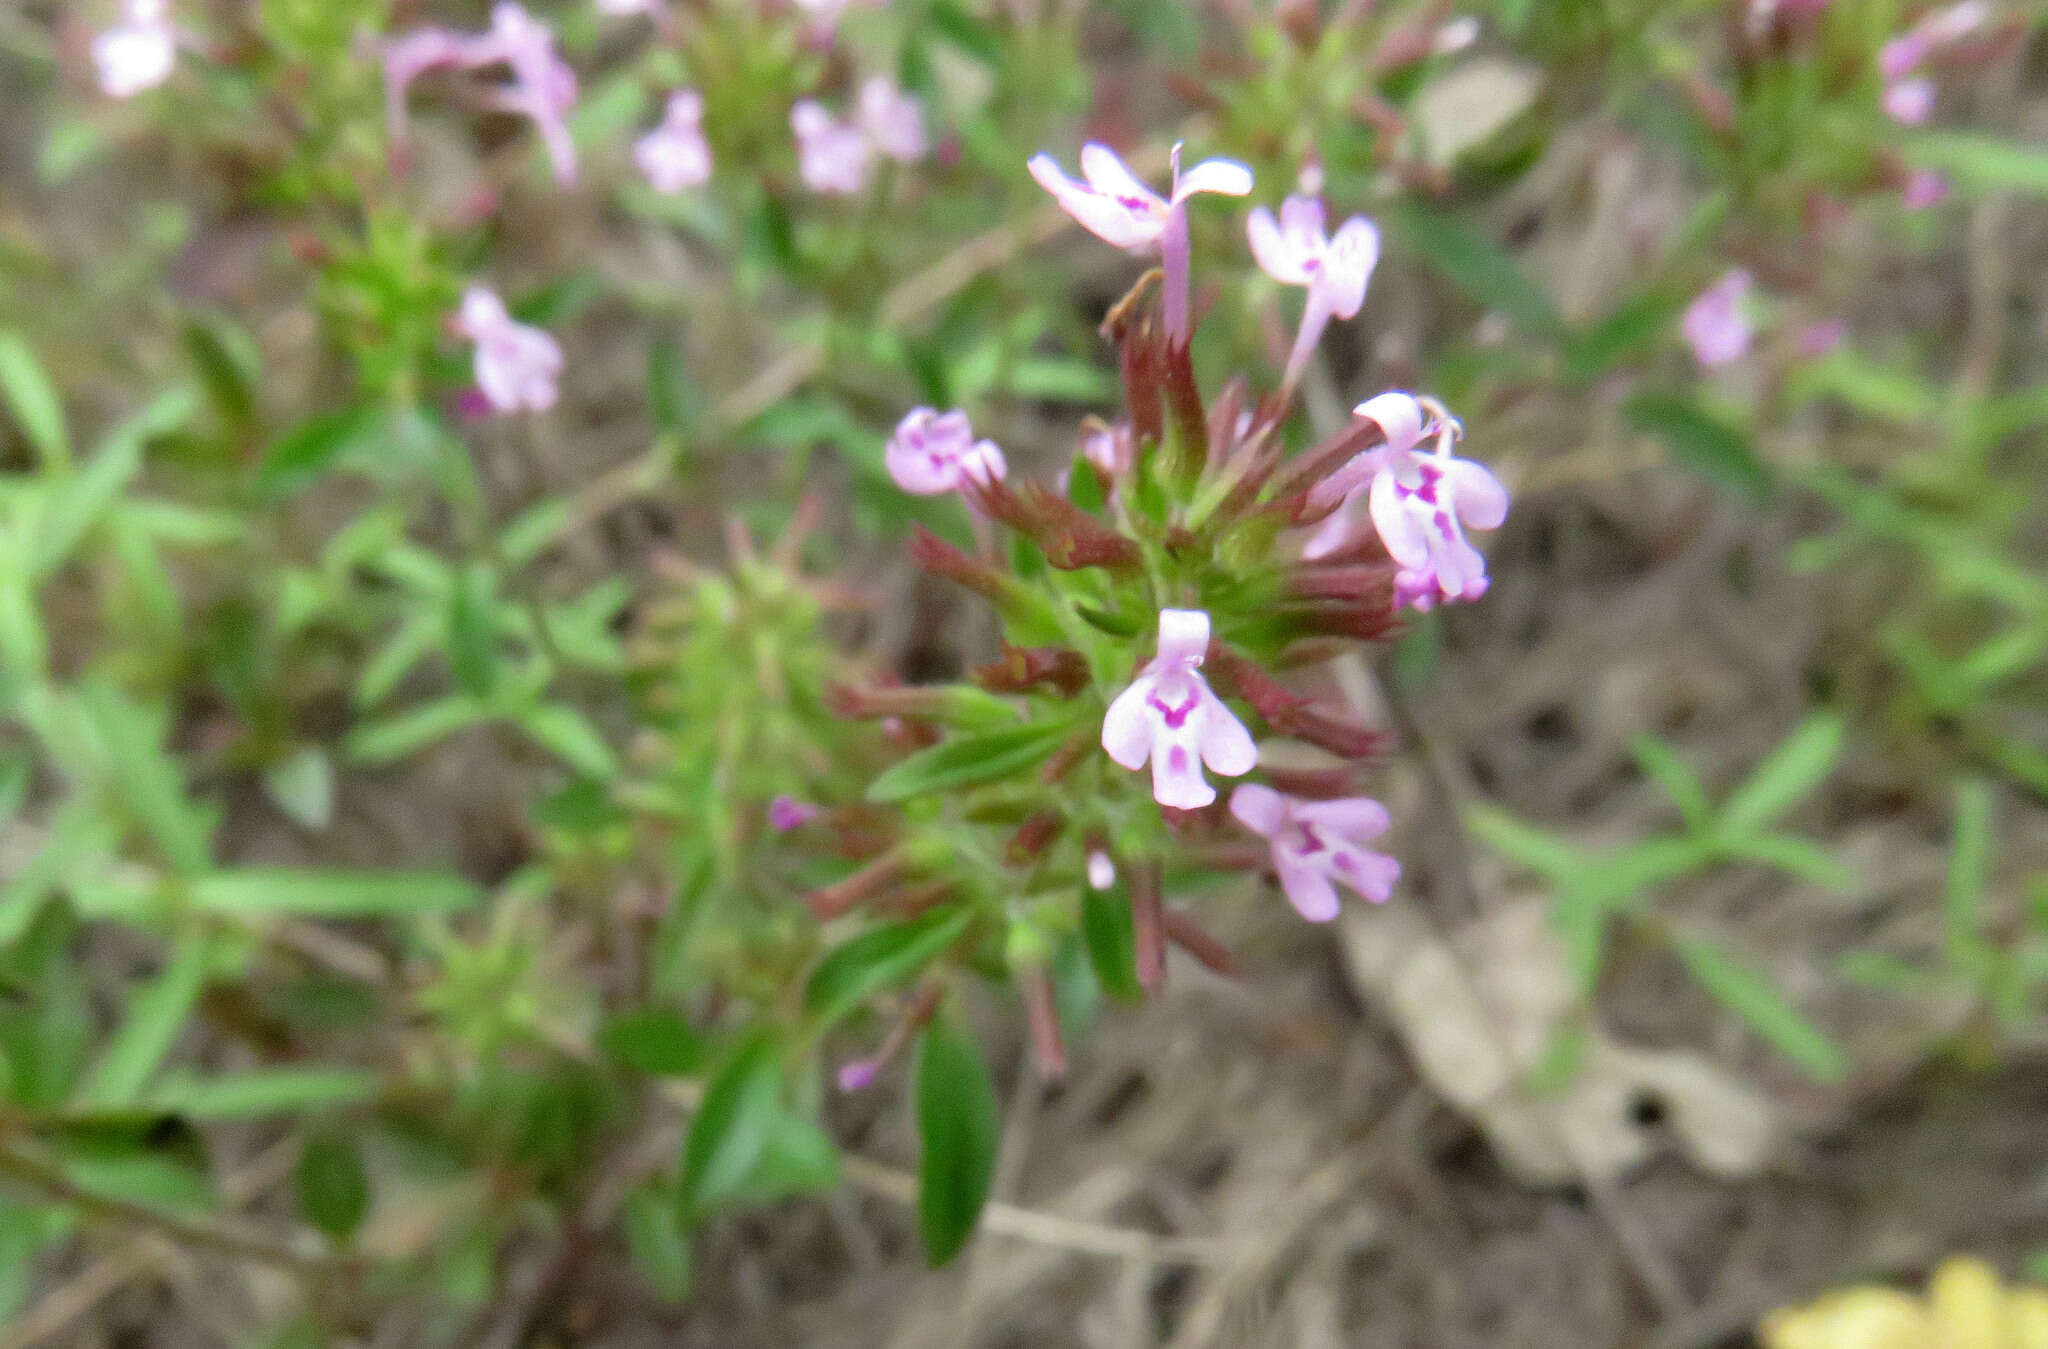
[972,644,1091,699]
[1007,812,1064,864]
[1883,77,1936,125]
[769,795,823,831]
[1161,908,1240,977]
[807,849,910,921]
[962,480,1143,572]
[1205,646,1389,760]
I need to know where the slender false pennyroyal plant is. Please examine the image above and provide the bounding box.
[800,143,1510,1088]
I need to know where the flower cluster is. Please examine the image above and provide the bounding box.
[818,142,1513,1085]
[386,2,580,185]
[793,77,927,195]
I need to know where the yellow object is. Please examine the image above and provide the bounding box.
[1761,1258,2048,1349]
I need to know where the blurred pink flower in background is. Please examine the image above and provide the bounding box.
[636,90,712,192]
[792,99,875,193]
[94,0,176,98]
[453,287,563,415]
[1229,786,1399,921]
[385,3,579,186]
[1795,320,1847,358]
[1682,267,1755,368]
[1880,0,1988,79]
[1902,168,1951,210]
[768,796,823,831]
[1028,143,1253,345]
[884,408,1005,495]
[1882,76,1936,124]
[857,77,927,163]
[1246,195,1380,394]
[595,0,660,14]
[1101,609,1257,810]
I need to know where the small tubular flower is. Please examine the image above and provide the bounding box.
[1902,168,1950,210]
[636,90,712,192]
[857,77,926,162]
[1682,267,1754,368]
[1028,142,1253,346]
[1229,785,1399,922]
[884,408,1006,495]
[1879,0,1988,79]
[1246,195,1380,394]
[94,0,176,98]
[1101,610,1257,810]
[792,99,874,194]
[1305,393,1505,610]
[453,287,563,415]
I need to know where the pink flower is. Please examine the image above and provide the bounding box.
[595,0,659,13]
[769,795,823,831]
[1246,195,1380,394]
[385,3,579,186]
[1101,609,1257,810]
[636,89,712,192]
[792,99,874,194]
[1682,268,1754,368]
[1902,168,1950,210]
[1229,786,1399,921]
[1882,76,1936,124]
[1028,142,1253,346]
[857,77,926,162]
[884,408,1006,495]
[1086,850,1116,890]
[1307,393,1506,611]
[1795,319,1847,358]
[93,0,176,98]
[1081,419,1132,477]
[1880,0,1988,79]
[453,287,563,415]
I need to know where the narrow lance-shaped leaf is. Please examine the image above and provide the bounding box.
[914,1011,1000,1265]
[1675,936,1847,1083]
[77,935,211,1110]
[0,331,69,469]
[1717,714,1844,834]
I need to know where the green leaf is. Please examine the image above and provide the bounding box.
[261,747,335,831]
[914,1012,1000,1266]
[1624,392,1769,501]
[1526,1020,1587,1094]
[254,407,378,498]
[1562,290,1682,383]
[345,694,488,763]
[445,563,500,700]
[597,1010,706,1077]
[803,907,973,1029]
[189,868,482,919]
[1717,714,1844,834]
[865,721,1072,804]
[297,1129,369,1240]
[1628,734,1711,829]
[144,1067,377,1119]
[1674,937,1847,1082]
[1080,884,1142,1003]
[0,332,69,469]
[517,704,619,779]
[721,1112,842,1206]
[1945,779,1994,971]
[1906,131,2048,198]
[34,431,144,576]
[622,1186,692,1304]
[681,1035,782,1213]
[77,936,211,1110]
[1465,805,1582,879]
[1395,205,1563,336]
[1719,834,1855,891]
[82,682,212,874]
